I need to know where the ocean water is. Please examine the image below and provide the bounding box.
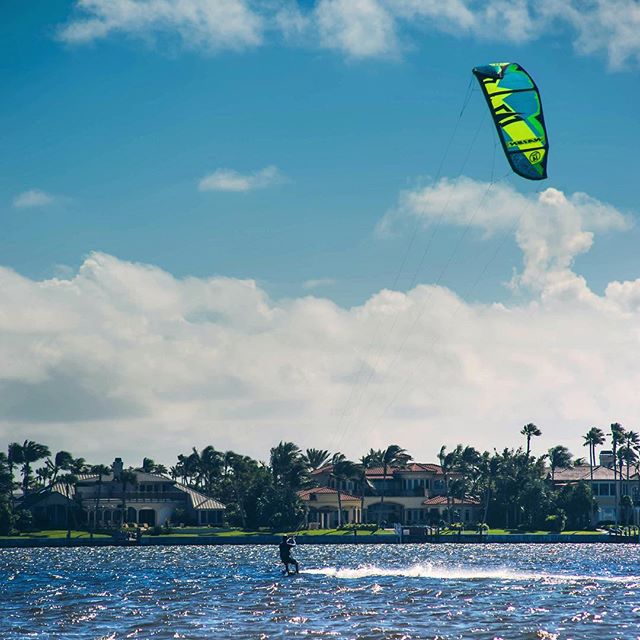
[2,543,640,639]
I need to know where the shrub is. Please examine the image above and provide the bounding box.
[544,513,566,533]
[15,509,34,533]
[337,523,378,532]
[0,502,15,536]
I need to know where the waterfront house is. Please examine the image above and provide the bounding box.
[306,462,483,526]
[21,457,225,528]
[551,463,638,524]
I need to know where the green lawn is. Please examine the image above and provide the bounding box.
[148,528,393,538]
[482,529,605,536]
[0,529,111,540]
[284,528,393,537]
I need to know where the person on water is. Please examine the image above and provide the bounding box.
[279,535,299,574]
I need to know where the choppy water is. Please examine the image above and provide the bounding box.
[2,543,640,639]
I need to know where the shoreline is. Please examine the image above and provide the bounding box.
[1,532,636,548]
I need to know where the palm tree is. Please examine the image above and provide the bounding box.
[140,458,169,475]
[620,431,639,522]
[7,443,24,489]
[357,453,376,523]
[270,441,308,490]
[583,427,605,522]
[367,449,385,466]
[439,445,463,524]
[330,453,358,527]
[19,441,51,494]
[303,449,331,471]
[479,452,498,529]
[547,445,573,481]
[57,473,78,540]
[90,464,111,538]
[377,445,411,525]
[610,423,625,525]
[203,446,225,493]
[521,423,542,457]
[222,451,253,529]
[46,451,74,487]
[35,466,52,488]
[70,457,88,475]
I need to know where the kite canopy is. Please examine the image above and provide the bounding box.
[472,62,548,180]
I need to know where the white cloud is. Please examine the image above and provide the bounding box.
[539,0,640,69]
[314,0,399,59]
[58,0,263,52]
[13,189,55,209]
[389,176,631,298]
[57,0,640,67]
[198,165,285,192]
[0,177,639,467]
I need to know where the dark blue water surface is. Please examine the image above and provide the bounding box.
[2,543,640,639]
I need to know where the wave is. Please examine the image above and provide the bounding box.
[302,563,640,583]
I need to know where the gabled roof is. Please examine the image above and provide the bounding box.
[19,485,76,506]
[298,487,360,502]
[175,483,225,510]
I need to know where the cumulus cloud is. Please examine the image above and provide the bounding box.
[56,0,640,66]
[315,0,399,59]
[58,0,263,52]
[387,176,631,299]
[198,165,285,192]
[1,176,639,467]
[13,189,55,208]
[539,0,640,69]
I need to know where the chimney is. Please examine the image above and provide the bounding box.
[599,450,614,468]
[112,457,124,480]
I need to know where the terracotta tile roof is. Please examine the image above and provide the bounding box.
[310,465,332,475]
[422,496,480,506]
[298,487,360,501]
[312,463,444,477]
[366,463,444,478]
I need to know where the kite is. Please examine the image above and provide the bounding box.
[472,62,548,180]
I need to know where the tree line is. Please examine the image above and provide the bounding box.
[1,421,639,534]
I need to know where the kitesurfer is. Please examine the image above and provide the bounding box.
[279,535,299,575]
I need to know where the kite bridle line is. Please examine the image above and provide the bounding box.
[333,86,497,453]
[346,164,511,439]
[333,116,491,451]
[330,77,479,452]
[366,179,540,434]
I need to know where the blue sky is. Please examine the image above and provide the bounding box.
[2,1,640,464]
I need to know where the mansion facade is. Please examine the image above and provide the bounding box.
[23,458,225,529]
[299,463,482,529]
